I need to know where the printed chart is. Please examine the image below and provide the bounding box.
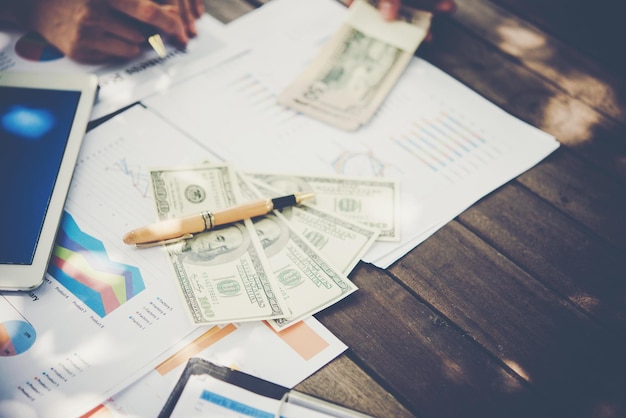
[0,320,36,357]
[0,297,37,358]
[144,26,559,267]
[389,109,501,184]
[14,32,63,62]
[107,158,152,199]
[48,212,146,318]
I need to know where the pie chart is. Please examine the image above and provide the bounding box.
[0,320,37,356]
[15,32,64,62]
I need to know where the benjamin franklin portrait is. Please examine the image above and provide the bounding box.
[176,222,250,266]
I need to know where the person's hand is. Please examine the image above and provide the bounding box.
[376,0,456,21]
[162,0,204,37]
[22,0,200,64]
[345,0,456,23]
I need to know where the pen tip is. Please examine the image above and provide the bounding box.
[148,34,167,58]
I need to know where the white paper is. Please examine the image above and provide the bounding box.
[0,106,346,418]
[0,15,245,120]
[144,0,559,268]
[170,374,343,418]
[96,317,345,417]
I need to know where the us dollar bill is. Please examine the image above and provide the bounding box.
[250,178,379,275]
[248,172,400,241]
[149,164,290,325]
[238,175,358,331]
[277,0,431,130]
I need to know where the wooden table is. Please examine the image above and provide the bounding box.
[197,1,626,416]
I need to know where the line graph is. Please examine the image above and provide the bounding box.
[106,158,151,198]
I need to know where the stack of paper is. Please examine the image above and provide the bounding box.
[146,0,559,268]
[0,107,348,418]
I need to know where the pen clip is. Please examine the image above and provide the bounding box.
[133,233,193,249]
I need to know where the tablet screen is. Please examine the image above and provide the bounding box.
[0,86,82,265]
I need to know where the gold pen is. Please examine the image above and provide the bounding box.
[123,192,315,248]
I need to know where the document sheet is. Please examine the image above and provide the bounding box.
[145,0,560,268]
[0,107,346,418]
[0,15,243,120]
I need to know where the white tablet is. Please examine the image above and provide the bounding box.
[0,71,98,291]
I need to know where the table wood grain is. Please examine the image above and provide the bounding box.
[199,1,626,416]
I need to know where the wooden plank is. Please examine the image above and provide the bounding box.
[294,354,415,418]
[459,181,626,330]
[316,264,556,418]
[517,149,626,253]
[389,221,626,417]
[450,0,626,125]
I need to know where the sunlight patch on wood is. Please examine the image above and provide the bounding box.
[503,359,531,383]
[569,292,600,311]
[539,96,600,145]
[494,18,619,127]
[441,357,465,384]
[496,21,546,56]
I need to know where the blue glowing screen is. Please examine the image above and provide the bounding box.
[0,86,82,265]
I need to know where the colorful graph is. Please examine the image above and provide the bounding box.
[0,320,37,356]
[391,110,499,182]
[15,32,64,62]
[107,158,151,198]
[48,212,145,318]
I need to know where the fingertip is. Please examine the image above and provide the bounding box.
[436,0,457,13]
[194,0,204,17]
[164,7,189,43]
[379,0,399,21]
[188,20,197,37]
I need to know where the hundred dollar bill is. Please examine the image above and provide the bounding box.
[248,172,400,241]
[250,178,379,275]
[277,0,431,130]
[149,164,290,325]
[238,176,358,331]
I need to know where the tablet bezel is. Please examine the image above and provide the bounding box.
[0,71,98,291]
